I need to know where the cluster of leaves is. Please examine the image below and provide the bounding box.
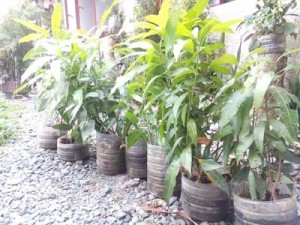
[16,1,125,144]
[113,0,242,202]
[0,98,24,145]
[217,51,300,201]
[0,0,44,79]
[247,0,297,36]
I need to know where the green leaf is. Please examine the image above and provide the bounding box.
[171,68,193,84]
[211,54,238,66]
[282,151,300,164]
[19,33,45,43]
[270,119,293,144]
[199,159,222,171]
[126,131,143,150]
[173,93,188,119]
[280,109,298,140]
[220,90,252,128]
[233,167,250,184]
[52,124,71,131]
[164,157,180,203]
[211,19,244,33]
[14,18,49,36]
[51,3,62,38]
[186,0,209,20]
[222,135,233,166]
[236,135,254,162]
[206,170,229,193]
[187,119,198,145]
[13,83,29,95]
[253,172,266,199]
[97,0,119,36]
[173,40,187,61]
[180,147,192,176]
[181,104,188,124]
[81,120,95,143]
[248,170,257,200]
[254,71,274,110]
[125,111,138,126]
[213,125,232,140]
[249,150,262,168]
[254,122,265,153]
[165,9,179,53]
[21,56,53,83]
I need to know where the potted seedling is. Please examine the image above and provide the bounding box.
[15,2,121,161]
[217,52,300,224]
[113,0,241,221]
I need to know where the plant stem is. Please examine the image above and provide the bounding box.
[265,98,275,200]
[271,154,282,201]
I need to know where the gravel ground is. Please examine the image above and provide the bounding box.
[0,97,299,225]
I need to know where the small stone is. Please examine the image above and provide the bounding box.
[106,216,117,224]
[75,160,84,165]
[131,216,139,223]
[102,187,112,197]
[115,211,127,220]
[169,196,178,205]
[175,218,186,225]
[200,222,210,225]
[61,169,69,176]
[124,215,131,222]
[6,178,22,185]
[121,180,140,189]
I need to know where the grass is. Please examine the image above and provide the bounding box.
[0,97,24,146]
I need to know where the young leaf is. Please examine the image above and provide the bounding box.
[14,18,49,36]
[97,0,119,36]
[21,56,53,83]
[19,33,45,43]
[186,0,209,20]
[211,54,238,66]
[165,9,179,53]
[51,3,62,38]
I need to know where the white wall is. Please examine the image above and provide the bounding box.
[62,0,77,30]
[78,0,94,31]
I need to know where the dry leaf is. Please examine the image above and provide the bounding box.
[197,137,211,145]
[139,205,197,225]
[145,199,166,208]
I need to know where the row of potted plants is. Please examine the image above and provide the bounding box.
[16,0,300,224]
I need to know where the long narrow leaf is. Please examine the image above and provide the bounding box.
[164,158,180,203]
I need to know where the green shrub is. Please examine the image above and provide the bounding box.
[0,98,24,145]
